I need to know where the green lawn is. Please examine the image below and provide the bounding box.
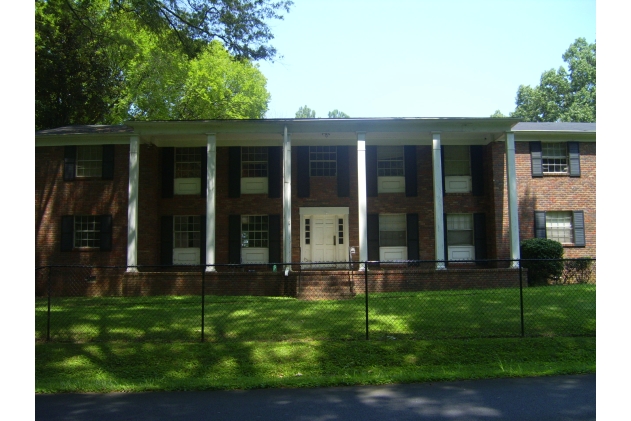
[35,337,596,393]
[36,284,595,342]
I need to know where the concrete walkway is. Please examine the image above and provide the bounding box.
[36,374,595,421]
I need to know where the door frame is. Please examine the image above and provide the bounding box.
[299,207,349,267]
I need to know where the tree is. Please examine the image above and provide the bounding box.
[35,0,125,129]
[490,110,506,118]
[35,0,282,129]
[327,109,350,118]
[510,38,595,122]
[115,39,270,121]
[62,0,294,61]
[295,105,316,118]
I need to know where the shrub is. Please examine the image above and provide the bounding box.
[520,238,564,286]
[563,258,595,284]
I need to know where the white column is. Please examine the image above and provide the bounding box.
[205,133,217,272]
[357,132,368,270]
[432,132,446,269]
[126,135,140,272]
[283,126,292,269]
[506,132,521,267]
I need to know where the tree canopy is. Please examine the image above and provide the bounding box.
[35,0,292,130]
[294,106,350,119]
[327,109,350,118]
[295,105,316,118]
[510,38,596,122]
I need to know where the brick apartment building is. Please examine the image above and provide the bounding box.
[35,118,595,295]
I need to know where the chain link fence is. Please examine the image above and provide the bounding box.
[35,258,595,343]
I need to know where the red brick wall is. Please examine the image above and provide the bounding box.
[515,142,596,258]
[35,140,595,271]
[35,145,129,268]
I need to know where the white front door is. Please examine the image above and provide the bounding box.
[312,216,336,263]
[300,207,349,268]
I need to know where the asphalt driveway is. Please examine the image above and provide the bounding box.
[35,374,595,421]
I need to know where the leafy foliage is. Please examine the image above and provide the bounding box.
[327,109,350,118]
[35,0,290,129]
[510,38,596,122]
[295,105,316,118]
[520,238,564,286]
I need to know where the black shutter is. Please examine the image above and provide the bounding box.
[228,147,241,198]
[297,146,310,198]
[337,146,350,197]
[99,215,113,252]
[61,216,74,251]
[473,213,487,265]
[404,145,417,197]
[200,215,206,266]
[200,146,207,197]
[530,142,543,177]
[443,213,449,266]
[102,145,115,180]
[161,148,174,198]
[268,215,281,264]
[440,146,446,196]
[568,142,581,177]
[160,215,173,265]
[367,214,380,262]
[471,145,485,196]
[366,146,378,197]
[573,210,585,247]
[268,147,282,198]
[534,211,547,238]
[406,213,419,261]
[63,146,76,181]
[229,215,242,264]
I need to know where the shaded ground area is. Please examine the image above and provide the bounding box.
[36,374,595,421]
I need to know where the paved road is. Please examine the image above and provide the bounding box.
[36,374,595,421]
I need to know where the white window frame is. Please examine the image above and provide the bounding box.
[173,215,201,264]
[241,147,268,194]
[241,215,269,263]
[546,211,574,244]
[446,213,475,261]
[74,215,101,248]
[174,147,201,195]
[309,146,337,177]
[444,146,472,193]
[377,146,405,193]
[542,143,568,174]
[76,145,103,178]
[379,214,407,261]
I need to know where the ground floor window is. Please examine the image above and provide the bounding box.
[74,216,101,248]
[379,214,407,261]
[61,215,112,252]
[535,210,584,246]
[241,215,269,263]
[174,216,201,248]
[446,213,474,260]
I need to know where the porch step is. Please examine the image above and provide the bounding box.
[296,272,357,300]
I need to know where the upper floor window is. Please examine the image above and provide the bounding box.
[444,146,470,177]
[173,148,202,195]
[242,147,268,177]
[310,146,336,176]
[444,146,472,193]
[377,146,404,176]
[542,143,568,174]
[76,145,103,178]
[377,146,405,193]
[175,148,201,178]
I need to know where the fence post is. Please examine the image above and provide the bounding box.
[201,266,205,343]
[46,266,52,342]
[365,262,369,340]
[519,259,524,337]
